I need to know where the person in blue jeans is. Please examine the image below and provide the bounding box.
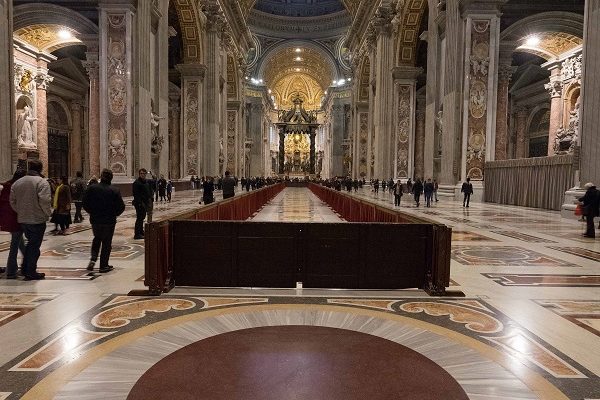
[0,169,27,278]
[9,160,52,280]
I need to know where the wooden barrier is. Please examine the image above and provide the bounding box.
[137,182,452,296]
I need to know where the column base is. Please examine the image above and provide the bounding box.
[561,186,585,220]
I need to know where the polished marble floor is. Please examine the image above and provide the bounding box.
[0,186,599,399]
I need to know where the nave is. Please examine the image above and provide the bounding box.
[0,187,599,399]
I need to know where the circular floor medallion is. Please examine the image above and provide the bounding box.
[128,325,469,400]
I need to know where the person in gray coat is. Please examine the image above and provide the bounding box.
[9,160,52,280]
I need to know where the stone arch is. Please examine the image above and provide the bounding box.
[170,0,205,63]
[46,95,72,129]
[13,3,98,35]
[525,105,550,157]
[255,40,342,89]
[500,12,584,59]
[396,0,428,66]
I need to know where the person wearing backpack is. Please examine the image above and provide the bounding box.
[70,171,86,223]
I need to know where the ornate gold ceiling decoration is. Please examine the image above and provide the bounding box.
[517,32,583,60]
[263,46,334,90]
[272,73,323,111]
[172,0,203,63]
[15,24,81,52]
[397,0,427,66]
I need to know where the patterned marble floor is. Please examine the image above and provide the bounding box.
[0,186,599,399]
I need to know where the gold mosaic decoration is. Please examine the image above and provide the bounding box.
[263,46,334,91]
[172,0,203,62]
[517,32,583,60]
[15,24,81,52]
[272,73,323,111]
[397,0,427,66]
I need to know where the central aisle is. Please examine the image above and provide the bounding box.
[250,187,344,222]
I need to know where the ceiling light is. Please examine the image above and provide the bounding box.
[295,68,300,72]
[526,36,540,46]
[338,79,346,85]
[268,89,272,94]
[295,48,302,53]
[58,29,72,40]
[295,57,302,61]
[259,79,263,83]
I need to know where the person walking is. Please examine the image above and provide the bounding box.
[166,180,173,202]
[222,170,236,199]
[424,178,434,208]
[578,182,600,238]
[412,178,423,207]
[9,160,52,280]
[70,171,87,223]
[83,169,125,273]
[157,175,167,202]
[461,177,474,207]
[0,169,27,279]
[132,168,152,240]
[393,179,403,207]
[433,179,439,202]
[53,176,72,235]
[202,176,215,204]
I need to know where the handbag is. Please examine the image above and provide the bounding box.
[574,204,583,216]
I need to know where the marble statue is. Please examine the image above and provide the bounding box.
[150,111,166,155]
[17,105,37,148]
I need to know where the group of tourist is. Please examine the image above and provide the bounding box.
[0,161,126,279]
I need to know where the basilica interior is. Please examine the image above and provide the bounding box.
[1,0,600,399]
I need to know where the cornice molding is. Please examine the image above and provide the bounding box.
[248,10,351,39]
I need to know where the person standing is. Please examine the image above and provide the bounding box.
[461,177,474,207]
[9,160,52,280]
[0,169,27,278]
[166,180,173,202]
[433,179,439,202]
[412,178,423,207]
[53,176,72,235]
[70,171,86,223]
[578,182,600,238]
[83,169,125,273]
[157,175,167,202]
[202,176,215,204]
[424,178,434,208]
[393,179,403,207]
[132,168,152,239]
[222,170,236,199]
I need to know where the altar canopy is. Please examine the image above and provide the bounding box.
[276,97,320,175]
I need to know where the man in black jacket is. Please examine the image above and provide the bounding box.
[461,177,474,207]
[222,170,236,199]
[82,169,125,273]
[132,168,153,239]
[578,182,600,238]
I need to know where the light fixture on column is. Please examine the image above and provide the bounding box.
[525,36,540,46]
[295,48,302,53]
[58,29,72,40]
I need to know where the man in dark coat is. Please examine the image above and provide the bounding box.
[424,178,434,208]
[70,171,87,223]
[412,178,423,207]
[222,170,236,199]
[578,182,600,238]
[461,177,474,207]
[132,168,153,239]
[83,169,125,273]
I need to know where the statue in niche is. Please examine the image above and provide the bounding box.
[554,97,580,154]
[17,105,37,149]
[150,111,165,155]
[435,109,443,156]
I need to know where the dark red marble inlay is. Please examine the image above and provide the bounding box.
[128,326,468,400]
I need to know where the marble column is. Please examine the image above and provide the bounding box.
[204,4,223,176]
[0,0,14,179]
[579,0,600,186]
[83,58,100,178]
[331,102,345,176]
[460,1,504,193]
[372,6,395,180]
[514,106,529,159]
[495,63,513,160]
[168,89,181,179]
[70,100,83,175]
[415,96,426,180]
[392,66,421,180]
[544,66,563,156]
[278,129,285,175]
[176,63,205,177]
[34,69,53,176]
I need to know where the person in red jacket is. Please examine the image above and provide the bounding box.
[0,169,27,278]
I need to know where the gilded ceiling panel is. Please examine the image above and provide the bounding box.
[15,24,81,52]
[263,46,335,90]
[272,73,324,111]
[517,32,583,60]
